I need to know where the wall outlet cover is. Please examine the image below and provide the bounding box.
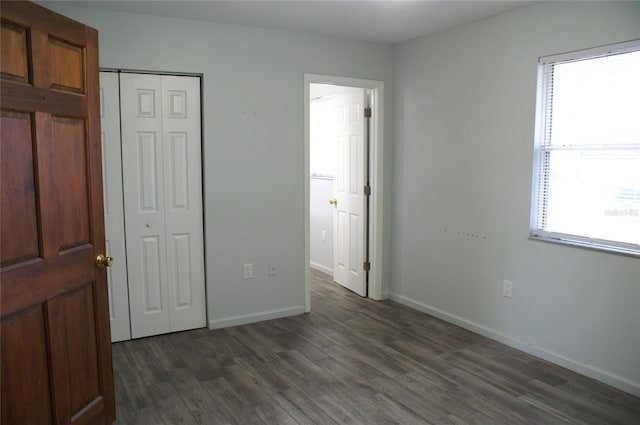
[243,263,253,279]
[503,280,513,298]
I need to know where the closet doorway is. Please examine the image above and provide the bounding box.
[101,71,206,341]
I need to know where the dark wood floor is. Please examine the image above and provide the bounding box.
[112,269,640,425]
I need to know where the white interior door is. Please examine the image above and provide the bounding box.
[100,72,131,342]
[333,87,367,296]
[120,73,205,339]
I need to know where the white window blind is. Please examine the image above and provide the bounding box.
[531,40,640,256]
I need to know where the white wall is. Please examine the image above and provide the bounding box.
[391,1,640,395]
[309,89,336,274]
[310,178,333,273]
[43,4,393,328]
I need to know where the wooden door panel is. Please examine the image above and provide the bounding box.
[52,115,91,251]
[0,20,30,83]
[48,36,85,94]
[0,110,40,268]
[48,283,104,424]
[62,285,100,413]
[1,307,53,425]
[1,2,114,424]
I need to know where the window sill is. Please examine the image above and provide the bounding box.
[529,234,640,259]
[311,175,334,181]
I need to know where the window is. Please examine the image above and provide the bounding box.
[531,40,640,256]
[310,96,337,179]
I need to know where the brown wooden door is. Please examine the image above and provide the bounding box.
[1,2,115,424]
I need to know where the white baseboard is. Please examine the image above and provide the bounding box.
[208,305,306,330]
[310,262,332,275]
[389,292,640,397]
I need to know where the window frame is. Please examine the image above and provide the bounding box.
[530,39,640,258]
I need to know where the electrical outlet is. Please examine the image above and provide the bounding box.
[503,280,513,298]
[268,263,277,276]
[243,263,253,279]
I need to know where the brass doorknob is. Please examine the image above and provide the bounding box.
[329,198,337,206]
[96,254,114,268]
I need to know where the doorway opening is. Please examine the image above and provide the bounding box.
[304,74,385,312]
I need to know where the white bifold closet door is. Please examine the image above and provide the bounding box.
[101,72,206,341]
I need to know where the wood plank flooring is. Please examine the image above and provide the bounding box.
[112,269,640,424]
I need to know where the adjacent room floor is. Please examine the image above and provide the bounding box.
[112,269,640,424]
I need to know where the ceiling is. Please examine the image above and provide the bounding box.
[42,0,538,45]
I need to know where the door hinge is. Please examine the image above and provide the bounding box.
[363,261,371,272]
[364,184,371,196]
[364,107,372,118]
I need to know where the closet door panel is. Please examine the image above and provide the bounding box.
[100,72,131,342]
[120,73,171,338]
[162,75,206,331]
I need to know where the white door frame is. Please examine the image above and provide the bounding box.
[304,74,385,311]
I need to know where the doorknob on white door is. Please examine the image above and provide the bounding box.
[329,198,337,206]
[146,222,151,228]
